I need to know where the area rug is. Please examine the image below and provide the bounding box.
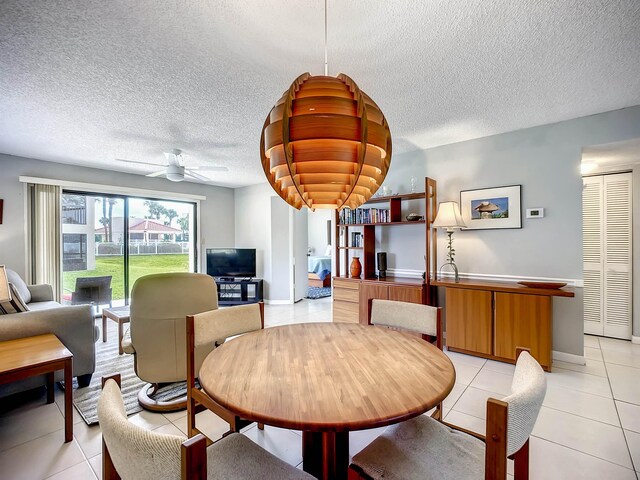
[306,286,331,299]
[70,324,188,425]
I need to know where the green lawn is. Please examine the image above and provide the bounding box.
[63,254,190,301]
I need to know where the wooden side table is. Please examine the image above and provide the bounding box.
[0,334,73,442]
[102,306,130,355]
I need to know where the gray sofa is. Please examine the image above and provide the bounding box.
[0,269,98,397]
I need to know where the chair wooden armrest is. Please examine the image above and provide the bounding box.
[441,420,486,442]
[181,434,207,480]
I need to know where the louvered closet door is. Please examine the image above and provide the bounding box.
[583,176,604,335]
[603,173,632,339]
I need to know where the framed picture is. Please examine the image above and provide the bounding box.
[460,185,522,230]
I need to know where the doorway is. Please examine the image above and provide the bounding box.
[582,139,640,340]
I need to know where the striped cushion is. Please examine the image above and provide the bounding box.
[0,284,30,314]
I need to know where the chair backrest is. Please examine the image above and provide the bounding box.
[193,302,264,347]
[98,377,184,480]
[130,273,218,383]
[370,299,441,341]
[500,350,547,456]
[72,275,112,305]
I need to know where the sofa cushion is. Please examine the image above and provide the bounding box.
[28,301,63,311]
[6,269,31,304]
[0,284,31,314]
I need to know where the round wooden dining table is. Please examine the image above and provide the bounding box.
[199,322,456,480]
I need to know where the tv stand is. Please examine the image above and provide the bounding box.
[215,278,264,306]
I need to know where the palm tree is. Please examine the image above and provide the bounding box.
[165,208,178,227]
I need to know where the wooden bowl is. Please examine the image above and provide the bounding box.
[517,281,567,289]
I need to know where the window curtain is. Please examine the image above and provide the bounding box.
[33,184,62,301]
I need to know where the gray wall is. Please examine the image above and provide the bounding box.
[379,105,640,356]
[0,154,235,277]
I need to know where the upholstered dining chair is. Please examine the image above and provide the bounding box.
[348,348,547,480]
[186,302,265,439]
[98,374,313,480]
[370,299,443,418]
[369,298,443,348]
[122,272,218,411]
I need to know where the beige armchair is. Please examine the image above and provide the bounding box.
[122,272,218,411]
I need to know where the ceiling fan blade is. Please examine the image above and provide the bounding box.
[116,158,166,167]
[184,169,211,182]
[145,170,166,178]
[190,166,229,172]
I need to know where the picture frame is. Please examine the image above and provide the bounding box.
[460,185,522,230]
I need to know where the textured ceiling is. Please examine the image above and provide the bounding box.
[1,0,639,188]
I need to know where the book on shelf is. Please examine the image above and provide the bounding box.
[350,231,363,247]
[339,207,391,225]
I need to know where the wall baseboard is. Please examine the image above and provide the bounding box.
[552,350,586,365]
[632,336,640,345]
[264,299,292,305]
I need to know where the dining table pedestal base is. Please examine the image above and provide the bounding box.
[302,431,349,480]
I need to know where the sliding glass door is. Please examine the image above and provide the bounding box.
[127,198,196,292]
[62,193,126,308]
[61,192,197,309]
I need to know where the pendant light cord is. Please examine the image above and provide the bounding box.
[324,0,328,75]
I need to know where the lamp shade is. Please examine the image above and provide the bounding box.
[432,201,466,229]
[260,73,392,210]
[0,265,12,303]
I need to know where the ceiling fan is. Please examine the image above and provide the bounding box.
[117,149,228,182]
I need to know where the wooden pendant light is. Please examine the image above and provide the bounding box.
[260,73,392,210]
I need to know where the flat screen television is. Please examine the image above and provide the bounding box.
[206,248,256,278]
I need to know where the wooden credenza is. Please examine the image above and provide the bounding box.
[333,276,427,324]
[433,279,575,371]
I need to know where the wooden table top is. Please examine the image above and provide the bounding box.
[103,305,131,319]
[199,322,455,432]
[432,278,575,297]
[0,334,72,375]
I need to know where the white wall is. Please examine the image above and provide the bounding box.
[378,105,640,356]
[307,209,331,257]
[0,154,235,277]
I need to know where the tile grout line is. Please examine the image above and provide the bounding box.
[599,335,638,474]
[443,356,487,416]
[529,433,638,473]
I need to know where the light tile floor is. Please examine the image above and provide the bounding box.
[0,296,639,479]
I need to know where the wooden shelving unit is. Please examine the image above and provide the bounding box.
[332,178,438,323]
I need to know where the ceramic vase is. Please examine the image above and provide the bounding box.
[350,257,362,278]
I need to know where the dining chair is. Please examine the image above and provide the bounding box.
[370,299,443,418]
[348,347,546,480]
[369,298,443,348]
[186,302,265,439]
[98,373,312,480]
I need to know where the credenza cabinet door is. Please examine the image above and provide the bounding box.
[445,288,493,355]
[388,285,424,304]
[359,283,389,324]
[494,293,552,368]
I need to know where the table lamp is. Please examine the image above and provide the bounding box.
[432,201,466,282]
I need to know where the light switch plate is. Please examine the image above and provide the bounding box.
[526,208,544,218]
